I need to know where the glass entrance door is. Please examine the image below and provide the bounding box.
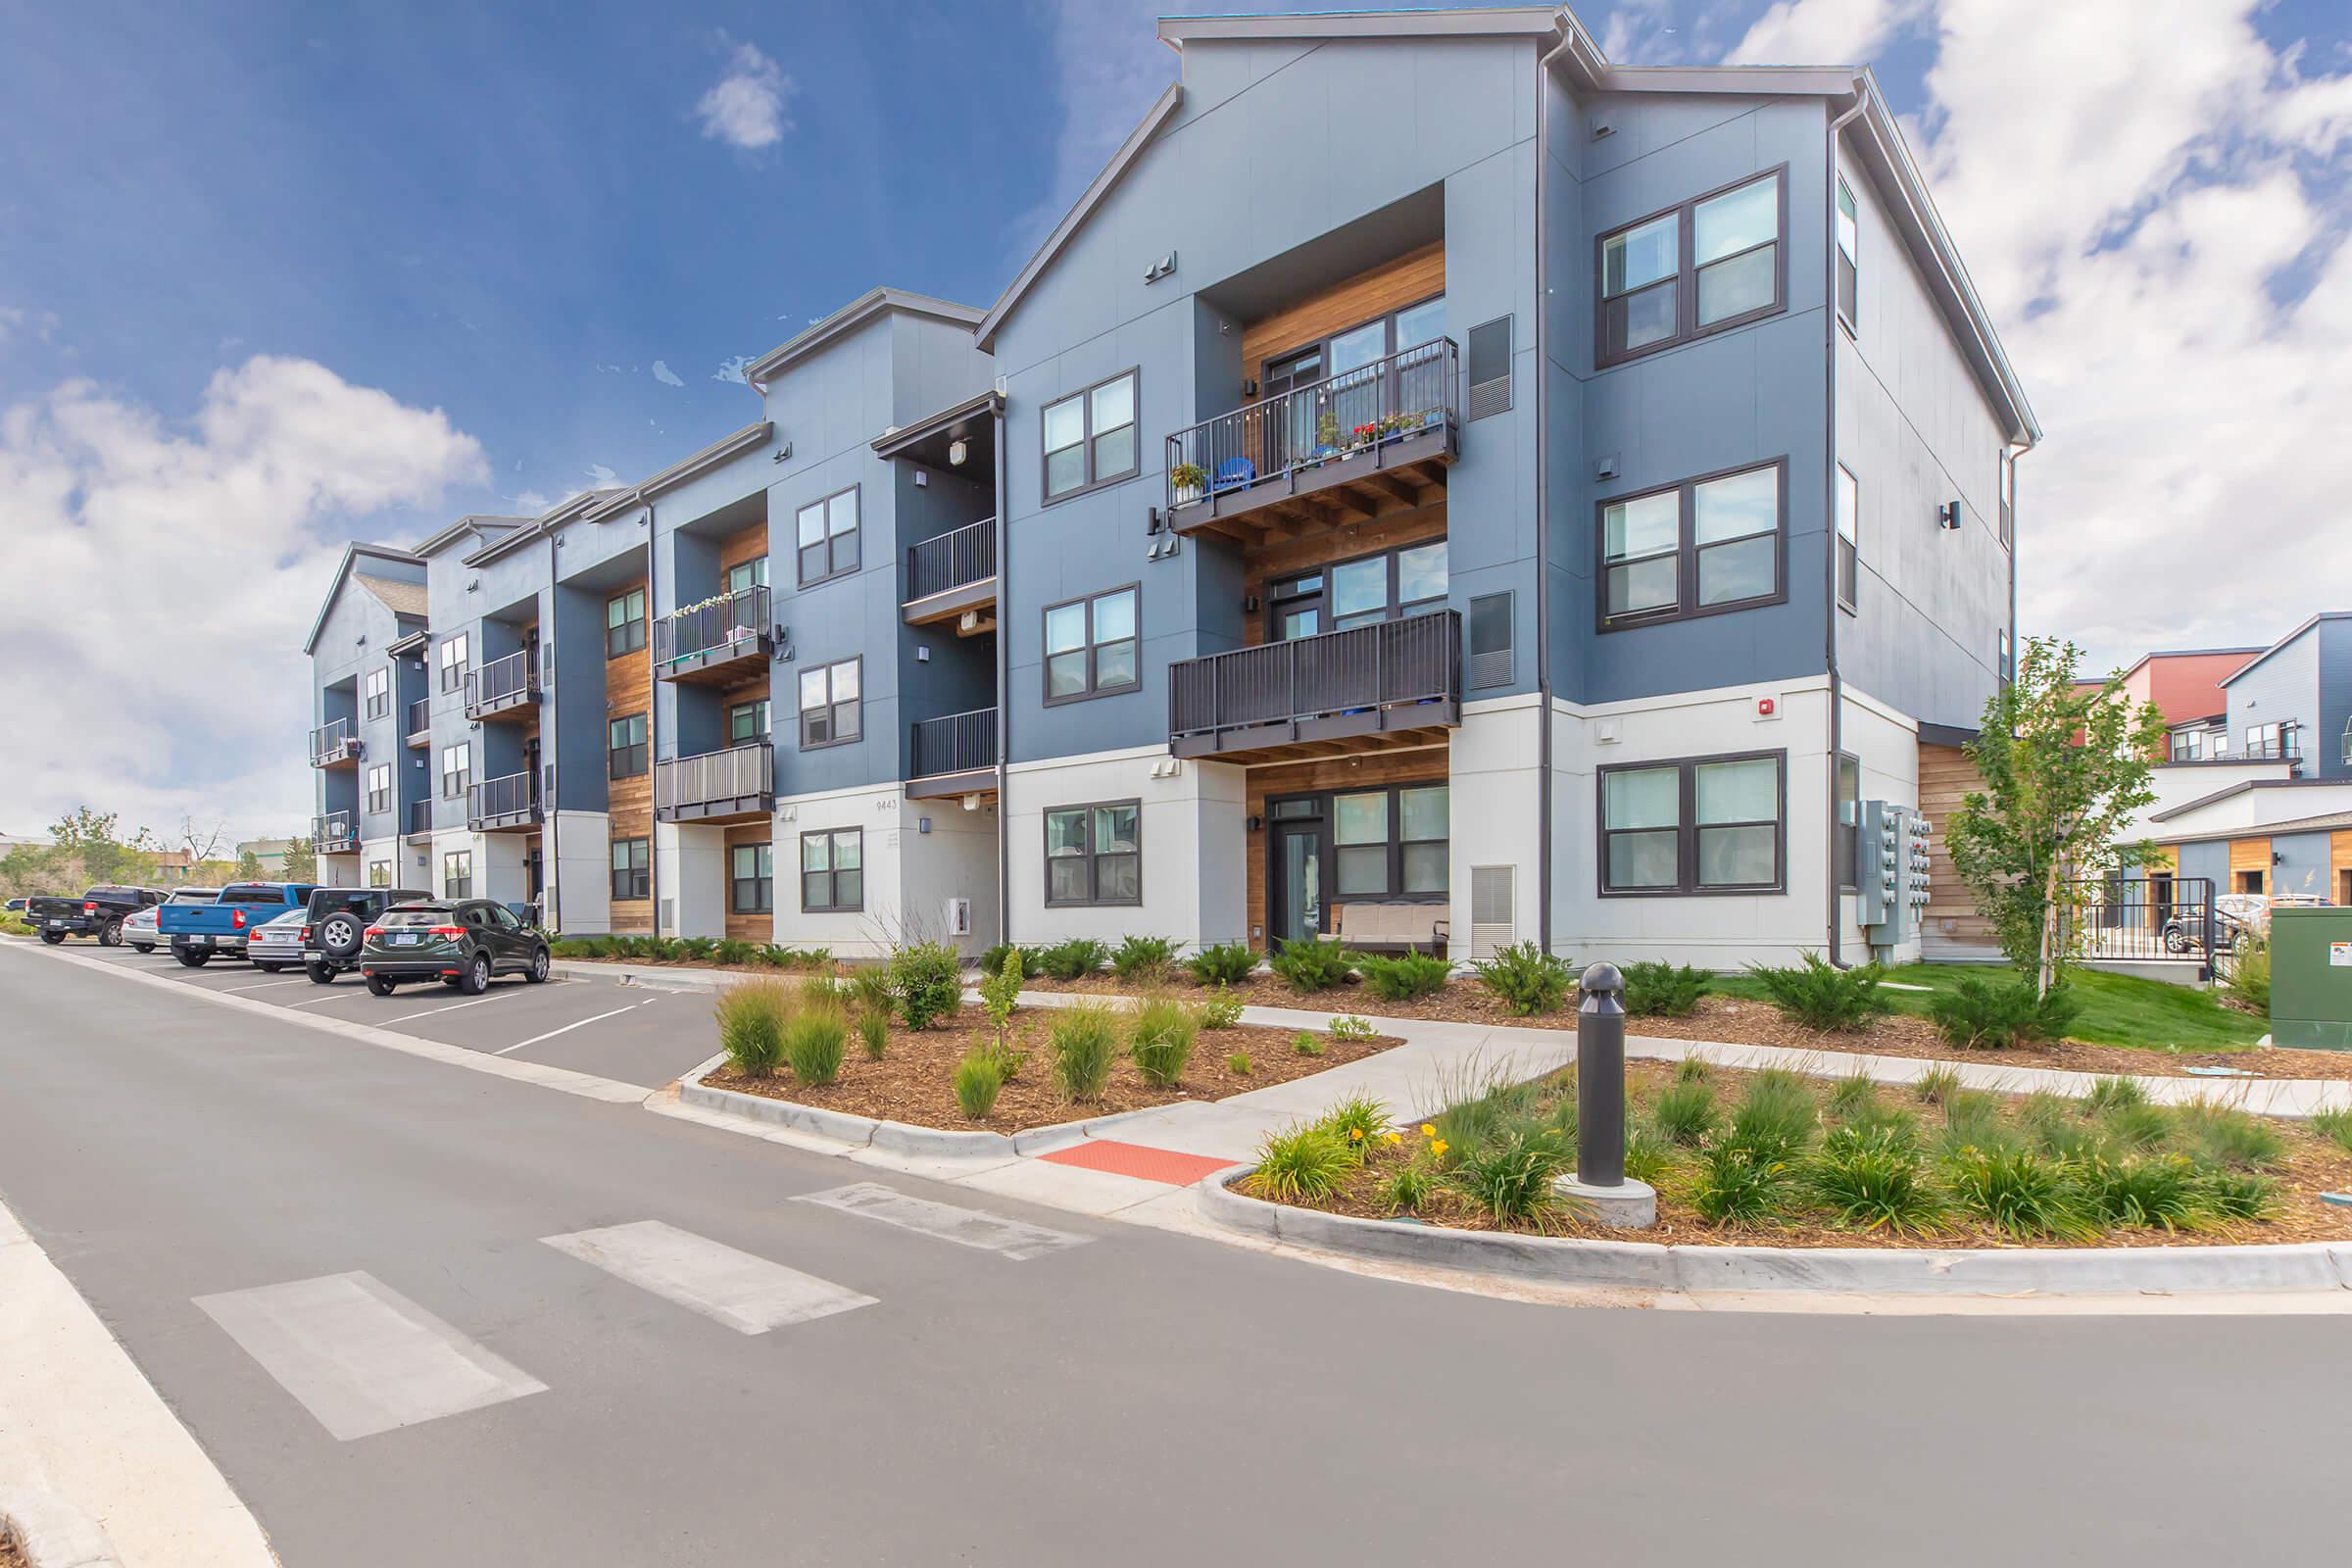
[1272,822,1324,947]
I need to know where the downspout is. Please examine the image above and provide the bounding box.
[544,531,560,933]
[993,407,1011,949]
[1535,20,1577,958]
[644,500,661,936]
[1825,85,1869,967]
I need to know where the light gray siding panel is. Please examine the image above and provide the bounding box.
[2273,830,2331,901]
[2225,624,2321,771]
[2177,839,2228,891]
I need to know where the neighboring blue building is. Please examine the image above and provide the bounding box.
[308,6,2036,965]
[2220,612,2352,781]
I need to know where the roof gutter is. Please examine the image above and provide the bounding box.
[1826,84,1868,969]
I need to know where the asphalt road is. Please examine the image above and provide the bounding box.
[3,945,2348,1566]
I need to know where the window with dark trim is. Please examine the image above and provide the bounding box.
[608,712,647,779]
[1597,460,1785,629]
[800,828,861,912]
[1598,751,1786,896]
[610,837,648,902]
[1835,464,1860,612]
[1997,451,2015,551]
[728,698,770,744]
[440,743,469,800]
[607,589,646,659]
[368,859,390,889]
[795,488,858,587]
[730,842,773,915]
[1835,176,1859,331]
[366,763,391,815]
[442,850,473,901]
[2245,721,2301,762]
[725,556,769,595]
[1044,799,1141,906]
[1998,627,2014,684]
[1597,168,1787,367]
[1042,370,1138,502]
[364,667,391,721]
[1044,585,1139,702]
[798,658,861,748]
[1330,784,1449,899]
[1836,754,1861,892]
[438,632,470,693]
[1268,540,1447,641]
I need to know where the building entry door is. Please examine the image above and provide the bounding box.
[1267,797,1327,948]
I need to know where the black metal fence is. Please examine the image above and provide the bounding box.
[466,649,536,711]
[312,811,356,851]
[1164,337,1456,512]
[2052,873,2242,978]
[909,707,997,779]
[1169,609,1461,744]
[905,517,997,603]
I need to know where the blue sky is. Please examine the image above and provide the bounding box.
[3,0,2349,841]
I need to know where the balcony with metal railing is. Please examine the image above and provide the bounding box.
[405,798,433,842]
[464,649,540,722]
[655,741,775,825]
[1164,338,1457,545]
[309,718,362,769]
[313,810,358,855]
[467,770,542,832]
[405,697,431,748]
[655,584,774,687]
[902,516,998,632]
[906,708,998,800]
[1168,608,1461,763]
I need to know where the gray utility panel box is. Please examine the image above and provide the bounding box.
[1857,800,1932,945]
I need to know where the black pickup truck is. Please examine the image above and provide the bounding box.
[26,885,164,946]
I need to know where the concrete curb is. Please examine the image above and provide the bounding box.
[0,1488,121,1568]
[1198,1166,2352,1298]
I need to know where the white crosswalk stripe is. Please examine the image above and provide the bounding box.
[541,1219,876,1335]
[792,1181,1093,1260]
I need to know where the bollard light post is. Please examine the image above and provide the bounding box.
[1576,961,1627,1188]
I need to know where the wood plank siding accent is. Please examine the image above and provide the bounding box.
[1239,500,1447,649]
[2230,836,2272,894]
[723,821,772,945]
[607,573,653,932]
[716,521,769,576]
[1916,742,1997,951]
[2333,830,2352,906]
[1241,743,1449,952]
[1239,242,1446,372]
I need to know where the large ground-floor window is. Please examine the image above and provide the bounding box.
[731,842,773,915]
[1598,750,1785,896]
[1263,782,1448,948]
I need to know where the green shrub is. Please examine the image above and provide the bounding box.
[1808,1126,1947,1236]
[2174,1099,2286,1169]
[2312,1106,2352,1154]
[889,940,963,1030]
[782,1001,848,1087]
[2098,1101,2174,1153]
[1379,1156,1440,1214]
[1622,1125,1672,1185]
[1726,1069,1818,1162]
[1926,977,2082,1050]
[1648,1078,1718,1147]
[1936,1089,2019,1161]
[1449,1128,1567,1227]
[1250,1123,1353,1203]
[1914,1063,1963,1105]
[971,1031,1025,1084]
[1823,1070,1879,1123]
[1354,951,1451,1003]
[1947,1147,2089,1240]
[2197,1168,2280,1222]
[1745,956,1891,1032]
[757,944,797,968]
[2084,1074,2148,1113]
[1196,985,1244,1030]
[1129,997,1199,1088]
[1049,1003,1120,1102]
[1674,1055,1713,1085]
[2082,1154,2205,1231]
[1622,959,1708,1017]
[713,978,791,1078]
[679,937,716,963]
[798,947,832,969]
[1039,937,1110,981]
[1226,1050,1252,1076]
[978,942,1042,981]
[1269,937,1353,994]
[848,965,896,1018]
[856,1008,889,1061]
[1186,941,1258,988]
[1470,941,1574,1016]
[1427,1067,1544,1156]
[1111,934,1180,980]
[953,1052,1004,1120]
[712,938,756,967]
[2227,935,2271,1013]
[1690,1142,1791,1227]
[978,948,1024,1029]
[1329,1014,1377,1042]
[1314,1094,1392,1163]
[1292,1030,1325,1056]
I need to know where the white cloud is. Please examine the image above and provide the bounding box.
[713,355,754,386]
[509,489,551,514]
[650,359,683,387]
[0,356,485,841]
[0,306,22,342]
[584,462,619,487]
[1009,0,1174,260]
[696,41,794,151]
[1726,0,1923,65]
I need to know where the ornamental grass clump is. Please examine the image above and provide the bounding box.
[1226,1050,1252,1076]
[1746,955,1891,1032]
[1823,1070,1880,1124]
[1270,937,1353,994]
[1806,1126,1948,1237]
[1726,1069,1818,1162]
[1647,1077,1718,1147]
[1621,959,1708,1017]
[2081,1153,2206,1232]
[1354,950,1451,1003]
[1049,1002,1120,1103]
[2197,1168,2280,1222]
[1470,941,1574,1016]
[1313,1094,1392,1164]
[2084,1074,2147,1113]
[2312,1106,2352,1155]
[1621,1125,1672,1185]
[1947,1147,2090,1240]
[714,978,792,1079]
[2174,1099,2286,1169]
[1186,941,1258,988]
[1449,1127,1567,1228]
[1250,1122,1353,1204]
[1129,995,1199,1088]
[953,1052,1004,1120]
[2096,1100,2174,1154]
[856,1008,889,1062]
[1914,1062,1964,1106]
[782,999,849,1087]
[1690,1141,1791,1228]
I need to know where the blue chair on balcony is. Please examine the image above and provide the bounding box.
[1212,457,1256,493]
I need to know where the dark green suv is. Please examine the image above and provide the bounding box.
[359,899,552,996]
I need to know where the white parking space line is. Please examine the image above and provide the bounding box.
[278,987,377,1008]
[792,1182,1093,1260]
[492,997,656,1055]
[384,993,514,1025]
[541,1220,876,1336]
[223,977,313,994]
[194,1271,547,1442]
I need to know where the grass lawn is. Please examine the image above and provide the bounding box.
[1711,963,2267,1053]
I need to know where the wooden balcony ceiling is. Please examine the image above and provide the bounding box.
[659,639,769,688]
[656,795,774,826]
[1174,710,1458,766]
[470,690,539,722]
[901,576,999,633]
[1176,432,1450,548]
[904,768,998,802]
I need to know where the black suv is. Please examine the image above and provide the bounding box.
[302,887,430,984]
[359,899,552,996]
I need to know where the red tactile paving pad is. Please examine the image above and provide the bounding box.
[1036,1139,1237,1186]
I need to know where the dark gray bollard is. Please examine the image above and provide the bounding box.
[1577,962,1626,1188]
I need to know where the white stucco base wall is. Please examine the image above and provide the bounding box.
[548,809,610,935]
[660,822,728,939]
[899,796,1003,958]
[359,836,397,889]
[768,781,1000,958]
[1451,697,1544,960]
[1003,744,1246,951]
[428,829,482,901]
[1838,685,1923,966]
[478,831,528,906]
[318,852,361,889]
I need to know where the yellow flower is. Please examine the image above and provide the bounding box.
[1419,1123,1437,1139]
[1348,1126,1365,1142]
[1430,1138,1449,1158]
[1382,1130,1403,1146]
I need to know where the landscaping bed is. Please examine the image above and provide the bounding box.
[1026,966,1560,1029]
[1250,1058,2352,1250]
[0,1523,24,1568]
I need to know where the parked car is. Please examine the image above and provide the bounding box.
[4,897,26,913]
[25,885,163,946]
[359,899,552,996]
[160,880,319,966]
[2161,892,2268,955]
[299,886,431,984]
[245,908,309,971]
[122,887,221,953]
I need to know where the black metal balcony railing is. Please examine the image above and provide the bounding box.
[309,719,360,766]
[312,811,357,853]
[909,708,997,780]
[406,799,432,840]
[406,697,430,740]
[467,771,540,829]
[905,517,998,604]
[2243,737,2303,762]
[655,584,771,670]
[1169,609,1462,756]
[1165,338,1456,514]
[465,649,537,716]
[656,741,774,821]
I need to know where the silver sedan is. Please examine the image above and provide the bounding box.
[245,908,309,972]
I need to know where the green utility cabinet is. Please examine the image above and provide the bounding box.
[2268,907,2352,1050]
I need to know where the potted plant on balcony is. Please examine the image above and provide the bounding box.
[1169,462,1207,506]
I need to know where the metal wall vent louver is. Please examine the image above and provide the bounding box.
[1465,316,1512,421]
[1467,592,1513,689]
[1470,864,1514,960]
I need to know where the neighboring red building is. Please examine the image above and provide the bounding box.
[2112,648,2266,760]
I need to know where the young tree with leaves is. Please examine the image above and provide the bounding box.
[281,835,318,883]
[1946,636,2169,996]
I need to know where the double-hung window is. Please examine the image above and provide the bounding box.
[1043,585,1139,702]
[366,763,391,815]
[799,658,860,748]
[728,699,770,744]
[725,556,768,596]
[1044,800,1141,906]
[1042,370,1138,501]
[440,743,469,800]
[364,667,390,721]
[2245,721,2301,762]
[730,843,773,915]
[1598,461,1784,628]
[607,589,646,658]
[608,712,647,778]
[1835,464,1860,612]
[1331,784,1450,899]
[610,837,648,902]
[795,488,858,587]
[1836,176,1859,330]
[443,850,472,900]
[439,633,469,693]
[1599,752,1785,895]
[800,829,861,912]
[1598,169,1786,366]
[368,860,390,889]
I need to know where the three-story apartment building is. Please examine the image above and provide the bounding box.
[308,5,2034,967]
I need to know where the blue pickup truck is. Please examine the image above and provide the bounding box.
[161,881,318,967]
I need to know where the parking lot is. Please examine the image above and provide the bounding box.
[59,942,720,1088]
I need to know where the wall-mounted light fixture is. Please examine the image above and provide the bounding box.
[948,438,968,466]
[1936,501,1961,530]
